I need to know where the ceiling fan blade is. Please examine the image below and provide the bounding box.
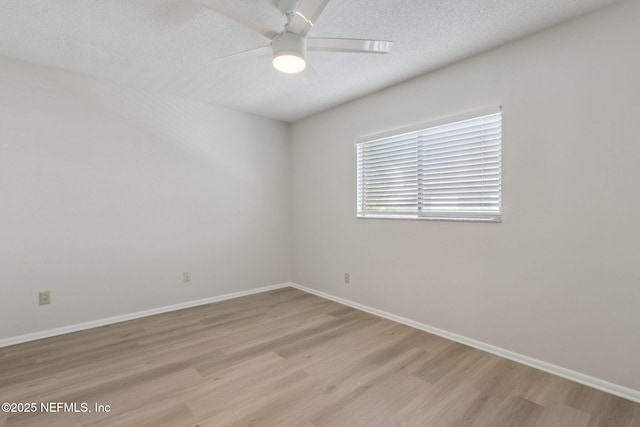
[196,0,277,39]
[213,45,271,63]
[286,0,331,36]
[307,38,393,54]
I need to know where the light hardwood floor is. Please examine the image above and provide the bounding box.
[1,287,639,426]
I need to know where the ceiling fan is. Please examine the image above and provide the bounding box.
[197,0,393,74]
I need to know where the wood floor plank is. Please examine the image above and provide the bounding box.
[535,403,591,427]
[471,395,544,427]
[0,287,638,426]
[398,383,485,427]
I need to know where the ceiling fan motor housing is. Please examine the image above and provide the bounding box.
[275,0,301,15]
[272,32,307,73]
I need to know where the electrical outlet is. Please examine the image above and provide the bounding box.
[183,272,191,283]
[39,291,51,305]
[344,273,350,284]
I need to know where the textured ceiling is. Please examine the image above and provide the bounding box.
[0,0,622,122]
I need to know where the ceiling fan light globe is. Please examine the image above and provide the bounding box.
[272,32,306,73]
[273,51,306,73]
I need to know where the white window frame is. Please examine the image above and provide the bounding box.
[356,107,502,222]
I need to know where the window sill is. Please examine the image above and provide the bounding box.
[356,214,501,223]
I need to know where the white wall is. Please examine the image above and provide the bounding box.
[291,1,640,392]
[0,57,291,340]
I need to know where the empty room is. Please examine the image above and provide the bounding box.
[1,0,639,425]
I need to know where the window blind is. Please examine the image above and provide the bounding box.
[357,110,501,221]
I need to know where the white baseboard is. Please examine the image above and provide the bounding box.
[289,283,640,404]
[3,281,638,403]
[0,282,291,349]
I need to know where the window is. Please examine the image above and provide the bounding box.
[356,108,501,222]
